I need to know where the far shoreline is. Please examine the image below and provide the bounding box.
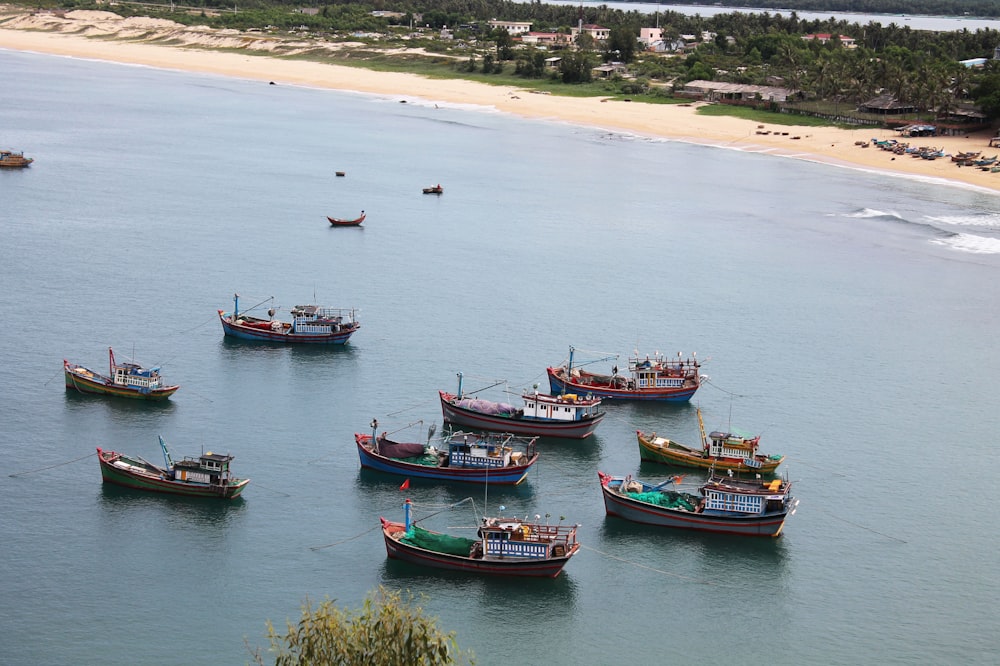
[2,11,1000,194]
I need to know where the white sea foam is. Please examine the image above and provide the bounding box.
[845,208,903,219]
[924,213,1000,230]
[930,233,1000,254]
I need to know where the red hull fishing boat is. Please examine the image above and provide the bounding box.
[64,348,178,400]
[547,345,703,402]
[423,184,443,194]
[327,210,365,226]
[439,372,604,439]
[598,471,797,537]
[380,499,580,577]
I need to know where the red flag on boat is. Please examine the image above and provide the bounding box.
[399,479,410,490]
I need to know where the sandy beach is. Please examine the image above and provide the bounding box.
[3,9,1000,192]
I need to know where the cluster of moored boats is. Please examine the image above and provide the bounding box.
[68,299,797,578]
[862,139,1000,173]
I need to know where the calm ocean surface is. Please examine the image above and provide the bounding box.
[2,48,999,665]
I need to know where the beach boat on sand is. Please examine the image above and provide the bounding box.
[439,373,604,439]
[356,422,538,485]
[97,436,249,499]
[423,184,443,194]
[598,471,797,537]
[0,149,33,168]
[327,210,365,226]
[218,293,359,344]
[64,348,179,400]
[547,345,703,402]
[380,498,580,577]
[637,408,784,473]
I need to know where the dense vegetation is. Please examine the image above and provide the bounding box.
[13,0,1000,123]
[250,588,474,665]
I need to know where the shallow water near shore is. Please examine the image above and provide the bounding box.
[2,49,1000,665]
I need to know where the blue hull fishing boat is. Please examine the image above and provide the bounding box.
[598,471,797,537]
[217,293,359,344]
[355,423,538,485]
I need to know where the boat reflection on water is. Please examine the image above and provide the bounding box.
[98,482,248,529]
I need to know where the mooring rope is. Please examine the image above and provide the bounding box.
[10,451,97,477]
[812,506,907,543]
[580,544,734,586]
[310,524,382,551]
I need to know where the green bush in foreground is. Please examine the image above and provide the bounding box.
[251,587,474,666]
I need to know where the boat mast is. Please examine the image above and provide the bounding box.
[158,435,174,470]
[233,292,239,319]
[567,346,575,376]
[697,407,709,451]
[108,347,115,375]
[456,372,464,398]
[404,498,412,531]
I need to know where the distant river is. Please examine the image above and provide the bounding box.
[551,1,1000,31]
[2,47,999,665]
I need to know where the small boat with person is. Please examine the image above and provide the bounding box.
[218,293,359,344]
[97,436,249,499]
[598,471,797,537]
[0,149,33,168]
[547,345,703,402]
[64,348,179,400]
[423,184,443,194]
[356,421,538,485]
[439,372,604,439]
[637,408,784,473]
[327,210,365,226]
[380,498,580,577]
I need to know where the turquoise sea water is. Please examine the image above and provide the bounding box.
[2,48,1000,665]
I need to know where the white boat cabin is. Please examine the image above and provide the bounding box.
[112,362,165,390]
[522,392,601,422]
[703,478,787,515]
[628,353,699,389]
[706,430,760,459]
[445,432,534,469]
[172,452,235,484]
[289,305,356,335]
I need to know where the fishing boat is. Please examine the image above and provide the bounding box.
[218,293,359,344]
[327,210,365,226]
[547,346,703,402]
[96,436,249,499]
[598,471,797,537]
[423,184,443,194]
[64,348,179,400]
[0,149,33,168]
[637,408,784,473]
[355,422,538,485]
[439,372,604,439]
[380,499,580,577]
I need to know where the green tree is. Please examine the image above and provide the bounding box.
[252,588,474,666]
[494,28,514,61]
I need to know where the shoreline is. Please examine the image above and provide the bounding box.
[2,10,999,193]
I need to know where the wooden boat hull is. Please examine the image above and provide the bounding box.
[547,367,698,402]
[599,474,790,537]
[64,364,178,400]
[327,213,365,226]
[380,520,575,577]
[438,391,603,439]
[97,449,248,499]
[218,311,358,344]
[356,434,535,485]
[637,431,783,473]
